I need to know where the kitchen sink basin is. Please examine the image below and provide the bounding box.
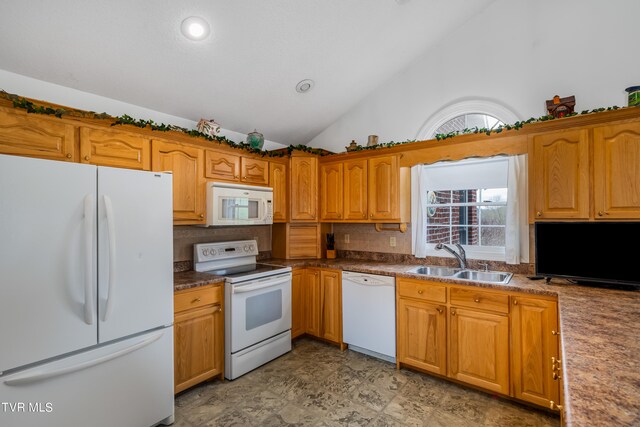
[407,265,513,284]
[453,270,512,284]
[407,266,461,277]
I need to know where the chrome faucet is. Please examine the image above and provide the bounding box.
[435,243,467,269]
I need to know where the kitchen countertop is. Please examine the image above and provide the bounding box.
[174,270,224,291]
[175,258,640,426]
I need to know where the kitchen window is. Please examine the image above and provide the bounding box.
[412,156,529,264]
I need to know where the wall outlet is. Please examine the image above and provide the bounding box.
[344,234,350,243]
[390,236,397,247]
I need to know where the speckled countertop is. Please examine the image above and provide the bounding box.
[175,258,640,426]
[174,270,224,291]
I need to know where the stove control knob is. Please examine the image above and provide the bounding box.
[244,245,249,252]
[202,249,209,256]
[209,249,216,256]
[249,244,255,251]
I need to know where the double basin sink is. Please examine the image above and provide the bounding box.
[407,265,513,284]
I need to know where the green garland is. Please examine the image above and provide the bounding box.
[4,90,636,155]
[434,106,627,141]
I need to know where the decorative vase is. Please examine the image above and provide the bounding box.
[197,118,221,137]
[626,86,640,107]
[246,129,264,150]
[367,135,379,146]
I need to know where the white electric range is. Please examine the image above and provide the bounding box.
[194,240,292,380]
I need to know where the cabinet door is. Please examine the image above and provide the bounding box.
[152,141,206,224]
[320,270,342,344]
[204,149,241,181]
[241,157,269,185]
[531,130,590,220]
[344,159,368,221]
[80,127,150,170]
[269,161,288,222]
[368,155,399,220]
[593,123,640,219]
[290,156,318,221]
[291,269,305,339]
[511,297,559,407]
[174,304,223,394]
[449,307,509,394]
[304,269,321,337]
[397,298,446,375]
[0,109,75,161]
[320,163,343,221]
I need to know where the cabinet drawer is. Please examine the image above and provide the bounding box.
[397,279,446,303]
[450,287,509,314]
[174,285,222,313]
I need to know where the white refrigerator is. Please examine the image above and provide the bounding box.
[0,154,174,427]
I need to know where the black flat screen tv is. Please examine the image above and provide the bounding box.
[535,222,640,287]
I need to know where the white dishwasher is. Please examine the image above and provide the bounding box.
[342,271,396,363]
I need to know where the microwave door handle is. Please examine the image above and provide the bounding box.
[233,275,290,294]
[262,199,267,221]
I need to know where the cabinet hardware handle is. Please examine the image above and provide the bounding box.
[451,309,456,316]
[513,299,518,305]
[243,176,247,179]
[84,155,90,161]
[474,297,480,303]
[549,401,563,411]
[436,307,443,314]
[235,175,239,179]
[214,305,222,312]
[192,297,201,303]
[66,153,72,159]
[552,330,560,336]
[598,211,605,216]
[369,213,373,218]
[362,213,366,218]
[536,211,542,217]
[337,213,341,218]
[417,290,424,294]
[199,214,204,218]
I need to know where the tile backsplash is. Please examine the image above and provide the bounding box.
[173,225,271,263]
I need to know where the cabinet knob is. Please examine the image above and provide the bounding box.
[337,213,341,218]
[513,299,518,305]
[598,211,605,216]
[417,289,424,295]
[66,153,72,159]
[362,213,366,218]
[436,307,443,314]
[369,213,373,218]
[235,175,239,179]
[84,155,90,161]
[243,176,247,179]
[552,330,560,336]
[214,305,222,313]
[451,309,456,316]
[474,297,480,303]
[536,211,542,217]
[199,214,204,218]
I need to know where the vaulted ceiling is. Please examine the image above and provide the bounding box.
[0,0,495,145]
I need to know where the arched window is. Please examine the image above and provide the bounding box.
[433,113,503,137]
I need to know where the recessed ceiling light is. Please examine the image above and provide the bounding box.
[296,79,315,93]
[181,16,211,41]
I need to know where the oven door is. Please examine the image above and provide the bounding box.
[229,273,292,353]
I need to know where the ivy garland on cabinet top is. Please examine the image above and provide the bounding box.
[2,90,636,155]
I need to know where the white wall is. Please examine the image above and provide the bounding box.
[0,69,287,150]
[309,0,640,152]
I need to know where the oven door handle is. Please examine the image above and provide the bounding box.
[233,275,290,294]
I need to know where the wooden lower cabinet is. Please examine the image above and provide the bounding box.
[291,269,305,338]
[449,306,510,394]
[293,268,342,346]
[397,298,447,375]
[173,285,224,394]
[511,296,560,407]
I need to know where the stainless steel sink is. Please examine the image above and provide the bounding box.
[407,265,513,284]
[407,266,461,277]
[453,270,512,284]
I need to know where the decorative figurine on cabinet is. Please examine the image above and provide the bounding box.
[546,95,576,118]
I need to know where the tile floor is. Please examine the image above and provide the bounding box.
[174,338,559,426]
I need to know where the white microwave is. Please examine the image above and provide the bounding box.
[206,182,273,226]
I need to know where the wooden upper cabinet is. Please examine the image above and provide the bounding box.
[397,298,447,375]
[449,307,509,394]
[205,149,241,181]
[0,109,75,161]
[320,269,342,344]
[593,122,640,219]
[241,157,269,185]
[320,162,343,221]
[269,161,288,222]
[152,140,206,224]
[80,127,150,170]
[530,129,590,220]
[290,156,318,221]
[511,296,559,408]
[343,159,368,221]
[368,155,400,221]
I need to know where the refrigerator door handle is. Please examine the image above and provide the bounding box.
[3,330,164,386]
[83,194,95,325]
[103,195,117,322]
